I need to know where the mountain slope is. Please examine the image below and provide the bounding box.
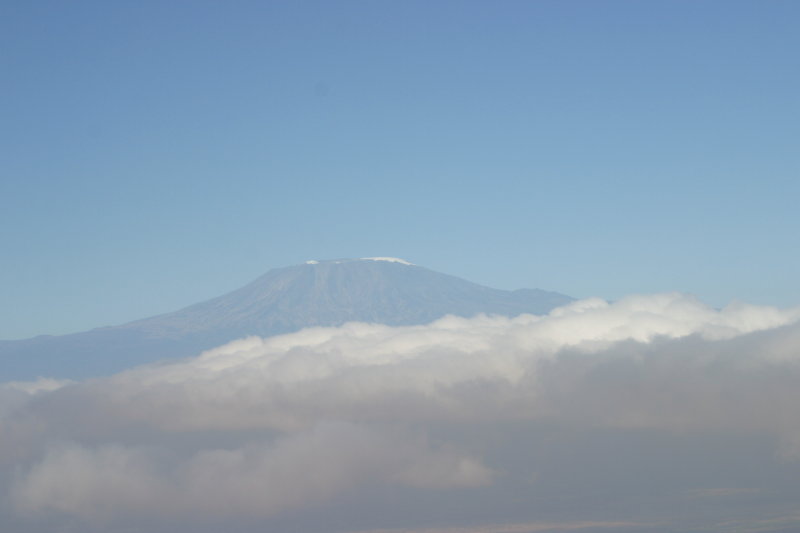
[0,258,573,380]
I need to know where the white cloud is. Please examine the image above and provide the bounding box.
[0,378,73,419]
[12,422,491,521]
[3,293,800,532]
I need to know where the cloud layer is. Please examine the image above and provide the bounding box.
[3,293,800,532]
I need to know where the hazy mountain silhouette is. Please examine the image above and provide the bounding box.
[0,258,573,380]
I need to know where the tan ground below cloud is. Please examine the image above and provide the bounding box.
[353,520,652,533]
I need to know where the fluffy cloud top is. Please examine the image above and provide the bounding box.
[3,293,800,533]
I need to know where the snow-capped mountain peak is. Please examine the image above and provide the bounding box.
[0,258,573,379]
[359,257,414,265]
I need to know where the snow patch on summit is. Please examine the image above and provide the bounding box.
[360,257,414,266]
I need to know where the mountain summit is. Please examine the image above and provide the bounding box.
[1,258,573,379]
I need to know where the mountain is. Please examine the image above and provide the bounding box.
[0,258,573,380]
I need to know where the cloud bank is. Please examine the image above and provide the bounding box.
[3,293,800,532]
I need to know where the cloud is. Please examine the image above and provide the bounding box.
[12,422,491,521]
[0,378,72,419]
[3,293,800,532]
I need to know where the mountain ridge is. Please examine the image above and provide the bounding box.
[0,258,573,379]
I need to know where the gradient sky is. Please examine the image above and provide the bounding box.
[2,0,799,340]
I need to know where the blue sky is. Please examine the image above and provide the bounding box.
[2,0,799,339]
